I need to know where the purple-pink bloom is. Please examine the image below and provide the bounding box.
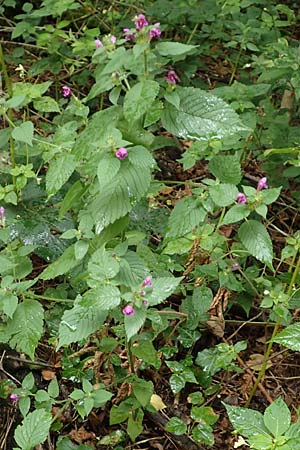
[232,263,239,270]
[10,393,18,404]
[122,305,135,316]
[142,276,153,288]
[143,300,149,306]
[123,28,135,40]
[257,177,268,191]
[62,86,72,98]
[135,14,148,30]
[95,39,103,49]
[149,23,161,39]
[110,36,116,44]
[237,193,247,204]
[0,207,5,227]
[115,147,128,160]
[166,70,180,84]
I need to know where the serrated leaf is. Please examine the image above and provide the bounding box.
[83,285,121,310]
[209,184,238,207]
[208,155,242,184]
[97,156,121,187]
[146,277,183,306]
[39,244,77,280]
[156,41,197,56]
[222,204,251,225]
[166,197,206,238]
[88,247,120,282]
[264,397,290,437]
[128,146,155,169]
[33,96,60,112]
[46,154,77,197]
[273,323,300,351]
[58,303,107,347]
[14,409,52,450]
[123,80,159,123]
[59,180,85,220]
[238,220,273,269]
[224,403,268,438]
[124,308,146,341]
[5,299,43,360]
[161,87,249,141]
[12,121,34,146]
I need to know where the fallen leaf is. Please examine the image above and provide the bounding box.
[150,394,167,411]
[246,353,272,371]
[42,369,56,380]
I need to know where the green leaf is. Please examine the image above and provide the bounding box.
[59,180,85,220]
[127,408,144,441]
[33,96,60,112]
[208,154,242,184]
[5,299,43,360]
[97,156,121,188]
[165,417,187,435]
[222,204,251,225]
[191,406,218,425]
[128,146,155,170]
[48,378,59,398]
[92,389,113,407]
[0,290,18,318]
[132,379,153,407]
[161,87,249,141]
[110,399,132,425]
[124,308,147,341]
[88,247,120,282]
[83,285,121,310]
[209,184,238,207]
[166,197,206,238]
[12,121,34,146]
[224,403,269,438]
[192,423,215,445]
[14,409,52,450]
[146,276,183,306]
[169,374,186,393]
[123,80,159,123]
[263,397,290,437]
[156,41,198,56]
[74,240,89,260]
[273,323,300,351]
[58,302,107,347]
[238,220,273,269]
[40,245,78,280]
[46,154,77,197]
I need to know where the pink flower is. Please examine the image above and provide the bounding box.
[123,28,135,40]
[110,36,116,44]
[149,23,161,39]
[142,276,153,288]
[115,147,128,160]
[10,393,18,404]
[122,305,135,316]
[237,193,247,204]
[166,70,180,84]
[62,86,72,98]
[0,206,5,227]
[95,39,103,49]
[143,300,149,306]
[232,263,239,270]
[257,177,268,191]
[135,14,148,30]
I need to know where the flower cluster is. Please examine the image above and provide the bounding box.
[122,276,153,316]
[236,177,269,204]
[123,14,161,42]
[115,147,128,160]
[62,86,72,98]
[166,69,180,85]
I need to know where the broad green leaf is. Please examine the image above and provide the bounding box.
[0,289,18,318]
[46,154,77,197]
[59,180,85,220]
[146,276,183,306]
[192,423,214,445]
[260,187,282,205]
[124,308,146,341]
[191,406,218,425]
[12,121,34,146]
[74,240,89,260]
[48,378,59,398]
[5,299,43,360]
[92,389,113,407]
[208,154,242,184]
[83,285,121,310]
[161,87,249,141]
[40,244,77,280]
[209,184,238,207]
[110,399,132,425]
[88,247,120,282]
[169,374,186,393]
[238,220,273,269]
[132,379,153,407]
[33,96,60,112]
[224,403,269,438]
[12,81,52,104]
[164,90,180,109]
[127,408,144,441]
[97,156,121,187]
[58,303,107,347]
[128,146,155,170]
[166,197,206,238]
[156,41,198,56]
[165,417,187,435]
[264,397,290,437]
[222,204,251,225]
[123,80,159,123]
[273,323,300,351]
[14,409,52,450]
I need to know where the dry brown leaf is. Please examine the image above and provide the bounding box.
[41,369,56,381]
[150,394,167,411]
[69,426,95,443]
[246,353,272,372]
